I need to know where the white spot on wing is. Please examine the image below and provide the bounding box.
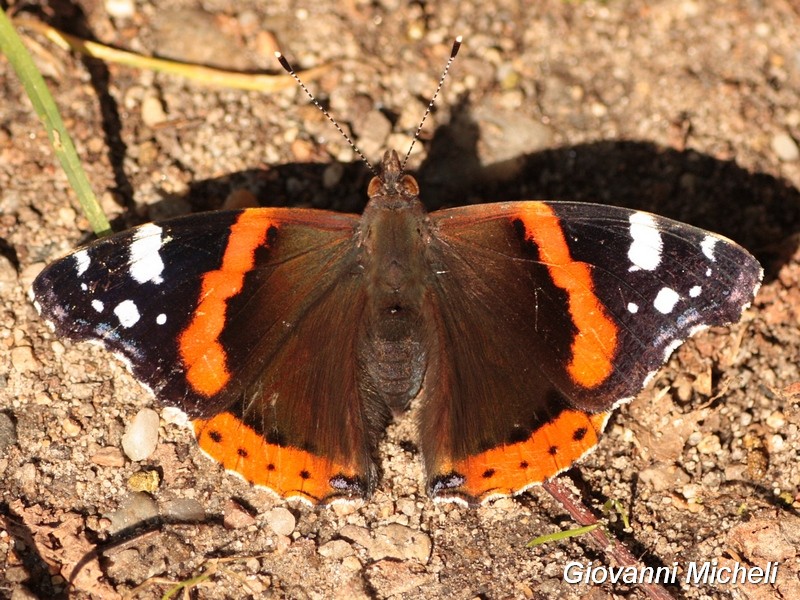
[627,212,663,271]
[433,495,472,508]
[701,236,718,262]
[91,299,104,312]
[642,370,659,389]
[114,299,140,328]
[663,337,684,361]
[627,302,639,314]
[156,313,167,325]
[752,277,762,301]
[74,250,90,276]
[689,285,702,298]
[653,287,680,314]
[328,496,365,509]
[129,224,165,284]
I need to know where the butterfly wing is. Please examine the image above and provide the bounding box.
[422,201,762,505]
[31,208,383,504]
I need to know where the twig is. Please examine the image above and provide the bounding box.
[543,476,676,600]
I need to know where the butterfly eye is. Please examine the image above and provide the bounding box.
[367,176,384,198]
[400,174,420,196]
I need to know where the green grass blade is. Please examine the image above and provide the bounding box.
[527,524,600,547]
[0,8,111,236]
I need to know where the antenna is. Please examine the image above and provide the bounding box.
[402,36,462,170]
[276,36,463,175]
[275,51,376,175]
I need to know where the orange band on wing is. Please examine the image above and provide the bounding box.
[193,412,358,504]
[446,410,609,503]
[516,203,618,388]
[179,211,274,396]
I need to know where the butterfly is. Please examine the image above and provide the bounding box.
[30,145,762,506]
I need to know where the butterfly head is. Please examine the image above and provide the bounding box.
[367,150,421,208]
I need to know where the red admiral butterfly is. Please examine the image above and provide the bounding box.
[30,42,762,506]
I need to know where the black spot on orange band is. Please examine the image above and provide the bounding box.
[192,411,362,504]
[433,410,610,503]
[514,203,618,389]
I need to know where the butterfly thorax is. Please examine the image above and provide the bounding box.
[356,151,431,414]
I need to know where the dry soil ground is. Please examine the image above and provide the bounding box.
[2,1,800,599]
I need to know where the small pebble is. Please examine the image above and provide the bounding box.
[162,498,206,522]
[290,138,315,162]
[0,412,18,451]
[273,534,292,554]
[766,410,786,429]
[342,555,362,571]
[767,434,785,452]
[318,539,354,559]
[725,464,748,481]
[86,137,105,154]
[266,507,296,536]
[128,470,160,492]
[638,465,691,492]
[491,497,517,511]
[105,0,135,19]
[681,483,702,500]
[352,110,392,161]
[5,565,30,584]
[57,207,76,226]
[107,492,159,535]
[223,499,256,529]
[90,446,126,468]
[696,434,722,455]
[10,346,39,373]
[61,418,81,437]
[332,500,358,517]
[15,462,38,496]
[0,255,16,289]
[772,132,799,161]
[141,94,167,127]
[395,498,417,517]
[378,524,432,562]
[339,524,372,549]
[340,523,432,562]
[121,408,160,461]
